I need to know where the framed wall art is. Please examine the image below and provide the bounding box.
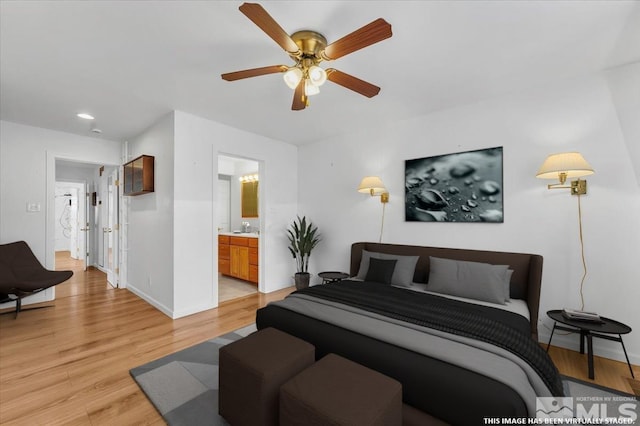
[405,147,503,223]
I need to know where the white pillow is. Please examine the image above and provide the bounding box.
[427,256,511,304]
[356,250,419,287]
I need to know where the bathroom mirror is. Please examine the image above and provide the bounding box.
[241,181,258,218]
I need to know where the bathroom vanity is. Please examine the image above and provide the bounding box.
[218,233,258,285]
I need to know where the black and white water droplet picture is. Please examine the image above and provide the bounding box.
[405,147,503,223]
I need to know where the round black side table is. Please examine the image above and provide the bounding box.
[546,309,634,380]
[318,271,349,284]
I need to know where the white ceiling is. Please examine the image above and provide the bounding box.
[1,1,638,146]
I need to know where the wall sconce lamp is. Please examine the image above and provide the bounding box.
[536,152,595,312]
[535,152,594,195]
[358,176,389,243]
[357,176,389,203]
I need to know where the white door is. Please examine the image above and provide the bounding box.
[68,188,79,259]
[77,184,89,271]
[105,169,119,287]
[97,181,104,269]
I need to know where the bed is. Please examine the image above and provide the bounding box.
[256,242,563,425]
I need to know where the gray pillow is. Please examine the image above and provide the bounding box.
[356,250,419,287]
[504,269,514,302]
[426,256,510,304]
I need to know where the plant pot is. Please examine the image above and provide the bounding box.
[294,272,310,290]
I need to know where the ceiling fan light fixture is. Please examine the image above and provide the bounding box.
[283,67,303,89]
[308,65,327,86]
[224,3,393,110]
[304,79,320,96]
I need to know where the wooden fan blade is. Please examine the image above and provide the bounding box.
[321,18,392,61]
[292,79,307,110]
[326,69,381,98]
[239,3,300,55]
[221,65,288,81]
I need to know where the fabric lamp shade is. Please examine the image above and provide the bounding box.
[358,176,387,195]
[536,152,594,180]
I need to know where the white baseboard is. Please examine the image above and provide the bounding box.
[126,285,215,319]
[126,285,173,318]
[172,301,216,319]
[0,288,55,310]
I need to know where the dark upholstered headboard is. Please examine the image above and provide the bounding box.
[350,242,543,340]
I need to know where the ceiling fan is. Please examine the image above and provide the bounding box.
[221,2,392,111]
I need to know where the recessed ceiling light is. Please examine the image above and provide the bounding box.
[77,113,95,120]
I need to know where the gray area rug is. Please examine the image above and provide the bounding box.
[563,375,636,398]
[131,323,635,425]
[130,323,257,426]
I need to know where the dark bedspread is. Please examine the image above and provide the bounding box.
[295,280,563,396]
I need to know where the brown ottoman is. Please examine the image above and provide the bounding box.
[280,353,403,426]
[218,327,315,426]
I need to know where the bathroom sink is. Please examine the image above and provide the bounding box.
[219,231,258,238]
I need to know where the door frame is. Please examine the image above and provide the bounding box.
[216,153,265,300]
[46,153,121,279]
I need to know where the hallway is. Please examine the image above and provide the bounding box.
[54,251,114,298]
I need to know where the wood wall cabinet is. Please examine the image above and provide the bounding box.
[218,235,258,285]
[123,155,154,196]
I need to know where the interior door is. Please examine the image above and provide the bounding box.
[104,169,119,288]
[67,188,79,260]
[97,180,104,269]
[77,184,89,271]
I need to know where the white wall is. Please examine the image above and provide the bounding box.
[125,113,176,316]
[173,111,298,315]
[605,62,640,187]
[0,120,122,306]
[56,164,99,183]
[298,73,640,364]
[125,111,298,319]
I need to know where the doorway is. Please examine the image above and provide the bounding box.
[217,154,261,303]
[53,159,120,288]
[54,181,87,270]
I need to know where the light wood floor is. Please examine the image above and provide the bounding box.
[0,253,294,425]
[1,253,637,425]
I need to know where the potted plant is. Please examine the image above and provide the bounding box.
[287,215,321,289]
